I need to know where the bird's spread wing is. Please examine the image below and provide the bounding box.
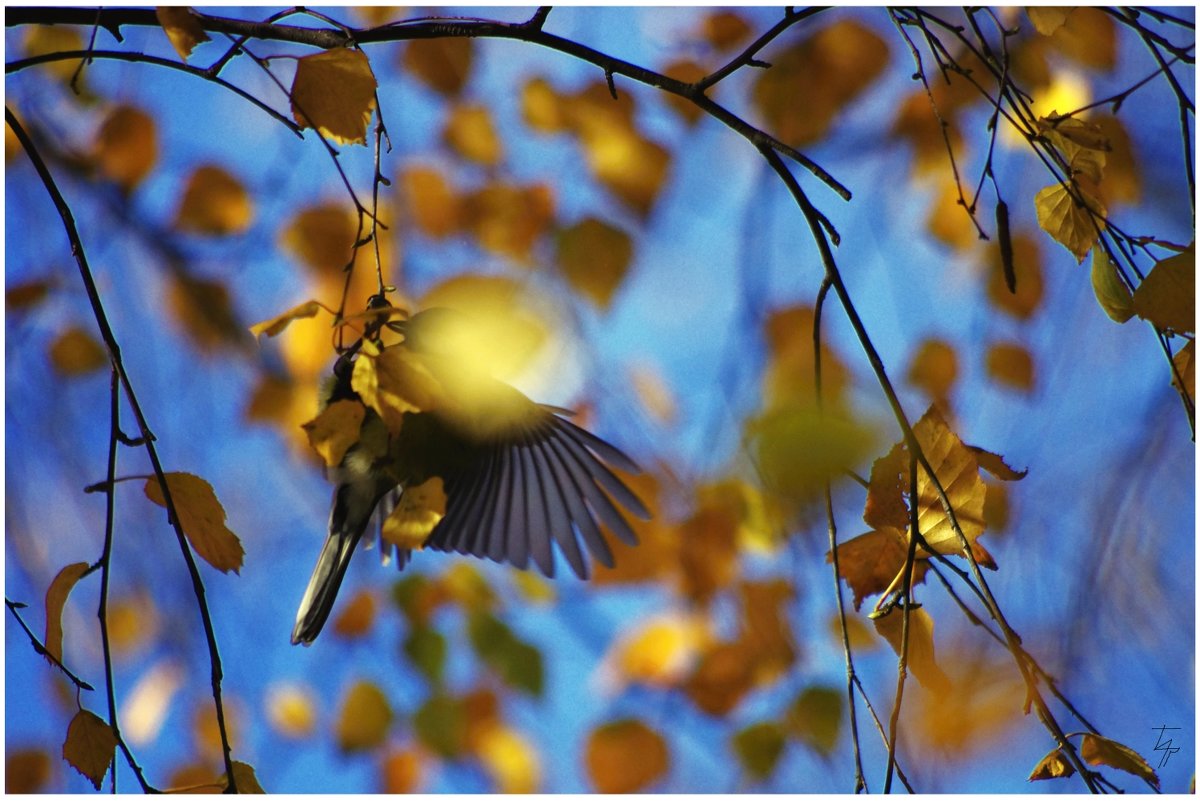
[405,406,649,579]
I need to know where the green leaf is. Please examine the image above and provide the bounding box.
[732,721,786,781]
[787,686,843,756]
[403,625,447,684]
[1090,250,1133,323]
[413,694,468,758]
[467,612,544,696]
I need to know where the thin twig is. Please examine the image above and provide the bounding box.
[5,597,96,692]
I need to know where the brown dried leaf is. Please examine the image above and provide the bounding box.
[829,528,927,611]
[94,105,157,191]
[44,562,90,665]
[968,446,1027,481]
[404,37,473,96]
[1172,339,1194,402]
[290,48,378,145]
[683,641,756,716]
[62,709,117,790]
[702,10,752,52]
[7,277,56,311]
[49,326,107,375]
[661,60,707,125]
[144,472,245,574]
[6,748,52,793]
[381,748,423,794]
[155,7,210,61]
[585,719,670,793]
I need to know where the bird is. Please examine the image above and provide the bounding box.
[292,306,649,645]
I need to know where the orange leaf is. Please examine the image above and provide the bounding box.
[403,37,473,96]
[332,588,377,639]
[380,748,423,793]
[702,10,752,51]
[49,326,107,376]
[986,341,1035,392]
[155,7,210,61]
[911,406,988,557]
[401,166,462,238]
[683,641,755,716]
[290,48,378,145]
[44,562,90,665]
[829,528,928,611]
[62,709,117,790]
[873,607,950,692]
[556,217,633,310]
[249,300,323,339]
[280,204,356,276]
[907,338,959,401]
[443,103,502,166]
[144,472,244,574]
[585,719,669,793]
[174,164,253,235]
[94,105,157,190]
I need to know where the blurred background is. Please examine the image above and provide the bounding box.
[5,5,1194,793]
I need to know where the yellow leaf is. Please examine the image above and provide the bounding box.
[336,680,393,752]
[1026,7,1072,36]
[927,180,980,252]
[380,748,423,793]
[986,341,1036,392]
[266,682,317,739]
[44,562,89,665]
[912,406,988,556]
[302,399,365,468]
[192,695,240,759]
[753,20,889,147]
[22,25,84,82]
[556,217,633,310]
[585,719,669,793]
[49,326,107,375]
[906,338,958,400]
[736,579,798,683]
[1037,114,1111,154]
[1172,339,1194,401]
[280,204,356,276]
[290,48,378,145]
[6,748,52,793]
[1094,114,1140,206]
[121,661,184,746]
[94,105,157,191]
[661,60,707,125]
[352,343,444,431]
[872,607,950,692]
[462,181,556,261]
[578,121,669,218]
[1034,182,1105,263]
[174,164,253,235]
[1131,245,1195,334]
[1090,249,1133,323]
[144,472,245,574]
[476,723,541,793]
[443,103,502,166]
[62,709,117,790]
[155,7,210,61]
[401,166,462,238]
[1080,734,1159,789]
[382,477,446,548]
[986,231,1044,319]
[1029,748,1076,781]
[911,649,1022,751]
[829,528,928,611]
[249,300,323,338]
[227,761,265,793]
[521,77,568,133]
[403,37,473,96]
[1048,7,1116,71]
[608,613,707,687]
[763,305,849,408]
[332,588,377,639]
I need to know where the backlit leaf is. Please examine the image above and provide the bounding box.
[1026,7,1071,36]
[382,477,447,549]
[443,103,502,166]
[94,105,157,190]
[829,527,928,611]
[732,722,786,782]
[608,613,706,688]
[927,180,980,252]
[986,341,1035,392]
[49,326,107,375]
[1080,734,1159,788]
[401,165,462,238]
[62,709,117,790]
[174,164,252,235]
[404,37,473,96]
[291,48,378,145]
[249,300,323,339]
[1172,339,1194,402]
[336,680,393,752]
[353,341,444,430]
[227,761,265,793]
[585,719,669,793]
[122,661,183,745]
[477,724,541,793]
[521,77,569,133]
[911,406,988,557]
[44,562,89,665]
[381,748,423,794]
[555,217,633,310]
[302,399,365,469]
[787,685,842,756]
[750,401,878,504]
[281,204,356,276]
[144,472,245,574]
[1035,181,1106,263]
[873,607,950,692]
[1130,245,1195,334]
[155,7,210,61]
[462,182,555,260]
[1090,249,1134,323]
[1029,748,1076,781]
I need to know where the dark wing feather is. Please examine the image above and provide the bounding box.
[416,406,644,579]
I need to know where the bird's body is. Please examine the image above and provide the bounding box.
[292,308,647,645]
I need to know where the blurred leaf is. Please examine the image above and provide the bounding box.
[628,361,677,425]
[477,723,541,793]
[144,472,245,574]
[986,231,1044,319]
[336,680,393,752]
[1090,249,1133,323]
[787,685,842,756]
[155,7,210,61]
[911,649,1022,751]
[1094,114,1140,206]
[736,579,797,683]
[1080,734,1158,788]
[6,748,52,793]
[193,695,240,759]
[608,612,707,688]
[391,573,449,626]
[1026,7,1071,36]
[462,181,555,261]
[302,399,366,469]
[678,497,739,604]
[683,641,755,716]
[413,694,468,758]
[265,682,317,739]
[401,165,462,238]
[1048,7,1116,71]
[593,470,676,585]
[732,721,786,782]
[1131,244,1195,334]
[49,326,107,375]
[403,624,448,684]
[461,686,502,751]
[1029,748,1076,781]
[165,763,224,793]
[121,660,183,746]
[555,217,633,310]
[1037,114,1111,154]
[521,77,569,133]
[443,103,502,166]
[62,709,116,790]
[927,180,979,252]
[94,105,157,191]
[702,10,752,51]
[169,272,246,352]
[890,90,965,179]
[404,37,473,96]
[585,719,670,793]
[986,341,1035,392]
[380,748,423,793]
[511,571,555,604]
[467,612,543,696]
[829,527,928,611]
[983,480,1011,533]
[750,401,878,504]
[250,300,323,339]
[1035,181,1106,263]
[281,204,356,276]
[763,304,849,408]
[827,611,879,652]
[332,587,377,639]
[22,25,84,82]
[7,277,55,310]
[174,164,253,235]
[44,561,89,664]
[578,118,669,217]
[661,59,706,124]
[753,20,889,147]
[290,48,378,145]
[873,607,950,692]
[906,338,958,401]
[440,562,497,612]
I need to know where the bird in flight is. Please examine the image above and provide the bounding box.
[293,306,649,645]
